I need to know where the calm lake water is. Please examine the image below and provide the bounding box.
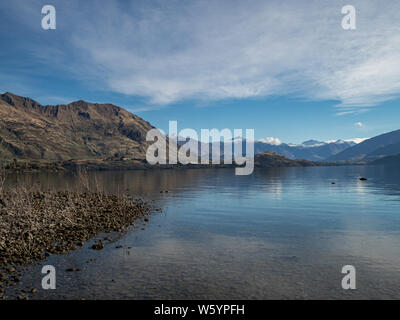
[4,165,400,299]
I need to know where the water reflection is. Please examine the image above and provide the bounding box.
[4,165,400,299]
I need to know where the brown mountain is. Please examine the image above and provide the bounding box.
[0,92,157,160]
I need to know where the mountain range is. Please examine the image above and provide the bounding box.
[172,137,357,161]
[252,139,356,161]
[328,129,400,162]
[0,92,399,166]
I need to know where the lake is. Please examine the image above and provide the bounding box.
[4,165,400,299]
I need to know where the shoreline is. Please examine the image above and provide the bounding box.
[1,157,345,174]
[0,188,156,299]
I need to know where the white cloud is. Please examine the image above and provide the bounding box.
[258,137,282,145]
[355,122,364,127]
[7,0,400,110]
[345,138,368,144]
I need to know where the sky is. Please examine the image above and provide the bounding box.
[0,0,399,144]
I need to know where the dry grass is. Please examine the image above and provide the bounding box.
[0,161,5,194]
[0,167,153,295]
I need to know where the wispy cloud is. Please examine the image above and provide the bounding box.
[4,0,400,111]
[335,108,370,116]
[127,105,164,113]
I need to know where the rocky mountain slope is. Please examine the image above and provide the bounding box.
[371,154,400,166]
[328,129,400,162]
[0,92,159,160]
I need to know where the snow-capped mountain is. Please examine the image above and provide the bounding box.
[170,134,361,161]
[252,139,357,161]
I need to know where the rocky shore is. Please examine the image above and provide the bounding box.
[0,188,153,298]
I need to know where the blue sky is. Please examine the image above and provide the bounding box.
[1,0,400,143]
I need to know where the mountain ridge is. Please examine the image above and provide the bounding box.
[252,139,354,161]
[2,92,390,169]
[172,136,356,161]
[328,129,400,162]
[0,92,158,160]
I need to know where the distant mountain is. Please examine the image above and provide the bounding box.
[0,92,163,160]
[328,129,400,162]
[172,136,355,161]
[254,152,324,167]
[371,154,400,166]
[302,140,325,146]
[367,142,400,159]
[252,139,355,161]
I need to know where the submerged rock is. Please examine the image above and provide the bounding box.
[91,243,104,250]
